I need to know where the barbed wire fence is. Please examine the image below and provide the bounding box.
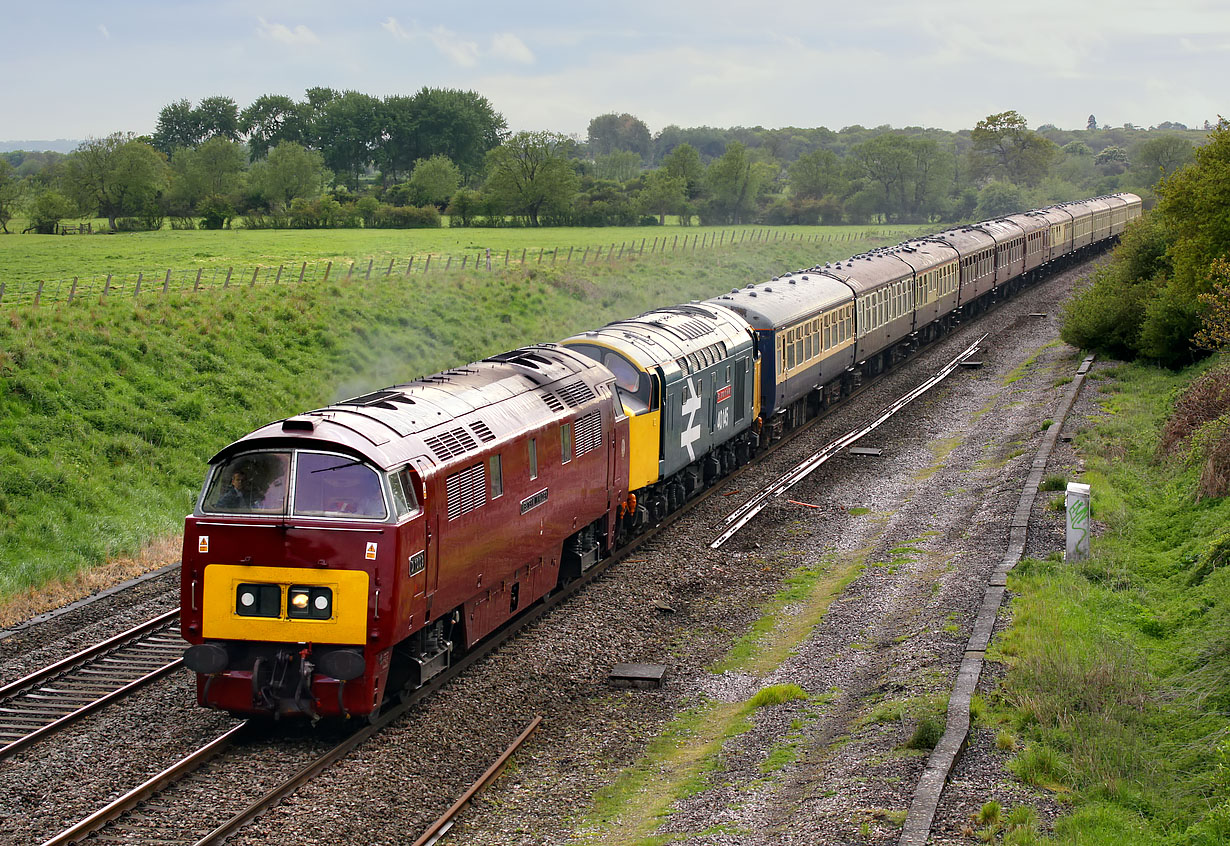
[0,227,913,308]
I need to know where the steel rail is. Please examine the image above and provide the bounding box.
[0,609,184,761]
[711,334,987,549]
[411,716,543,846]
[38,721,250,846]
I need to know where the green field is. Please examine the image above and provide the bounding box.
[0,228,911,607]
[0,223,918,294]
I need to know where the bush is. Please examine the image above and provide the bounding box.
[1159,360,1230,497]
[370,204,441,229]
[905,716,944,750]
[197,196,234,230]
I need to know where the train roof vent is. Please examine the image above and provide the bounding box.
[337,389,408,408]
[469,420,496,443]
[540,391,565,413]
[424,427,479,462]
[556,380,596,408]
[282,416,316,432]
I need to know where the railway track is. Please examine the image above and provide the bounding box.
[0,609,184,761]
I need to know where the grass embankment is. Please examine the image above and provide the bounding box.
[0,223,916,290]
[0,233,896,618]
[989,361,1230,844]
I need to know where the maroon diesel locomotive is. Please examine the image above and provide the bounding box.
[180,344,628,719]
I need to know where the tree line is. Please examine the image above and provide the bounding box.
[0,94,1209,235]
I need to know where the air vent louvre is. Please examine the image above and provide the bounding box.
[445,463,487,521]
[575,410,602,457]
[469,420,496,442]
[540,392,564,413]
[424,427,479,461]
[556,380,595,408]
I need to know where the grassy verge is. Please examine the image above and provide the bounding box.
[574,554,862,844]
[987,360,1230,844]
[0,234,896,614]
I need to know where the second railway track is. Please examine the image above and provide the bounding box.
[0,609,185,761]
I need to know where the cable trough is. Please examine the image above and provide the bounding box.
[711,334,988,549]
[0,609,184,762]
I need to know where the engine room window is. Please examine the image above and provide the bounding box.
[293,453,388,519]
[529,438,538,480]
[561,423,573,464]
[489,454,503,498]
[204,451,291,514]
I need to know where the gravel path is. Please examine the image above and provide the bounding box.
[0,261,1102,846]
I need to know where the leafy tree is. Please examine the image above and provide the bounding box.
[168,137,246,210]
[636,170,687,224]
[661,143,704,198]
[969,111,1058,186]
[1195,258,1230,351]
[1062,140,1093,157]
[1094,145,1130,174]
[788,149,844,200]
[247,141,329,211]
[406,155,462,208]
[704,142,774,224]
[152,100,203,154]
[1134,135,1194,184]
[1087,114,1098,131]
[850,134,949,222]
[0,159,23,233]
[587,113,652,160]
[62,133,170,231]
[26,190,78,234]
[1155,120,1230,295]
[315,91,383,189]
[483,131,579,226]
[406,88,508,179]
[241,95,309,160]
[445,187,480,226]
[593,151,641,182]
[195,96,241,143]
[377,94,420,182]
[974,181,1024,219]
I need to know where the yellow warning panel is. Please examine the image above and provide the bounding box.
[201,564,369,645]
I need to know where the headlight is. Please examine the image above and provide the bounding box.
[288,585,333,620]
[236,583,280,617]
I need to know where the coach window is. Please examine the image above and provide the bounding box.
[529,438,538,480]
[489,455,503,498]
[561,422,573,464]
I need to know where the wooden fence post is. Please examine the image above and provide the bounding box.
[386,258,395,277]
[521,248,526,265]
[404,258,412,275]
[274,265,284,284]
[673,235,678,250]
[323,261,332,282]
[299,262,307,283]
[134,272,143,297]
[639,238,646,254]
[445,256,452,270]
[618,243,625,259]
[35,280,43,306]
[504,250,509,266]
[424,255,432,272]
[461,255,468,270]
[608,243,615,262]
[364,259,373,280]
[538,248,544,265]
[0,282,5,304]
[552,248,558,265]
[224,267,233,288]
[251,267,259,287]
[580,247,589,264]
[566,246,574,263]
[69,277,78,303]
[163,269,172,294]
[103,274,112,299]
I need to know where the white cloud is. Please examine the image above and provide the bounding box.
[491,33,535,64]
[381,16,411,41]
[429,26,479,67]
[256,17,320,46]
[97,24,110,40]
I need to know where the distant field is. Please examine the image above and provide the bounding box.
[0,222,920,291]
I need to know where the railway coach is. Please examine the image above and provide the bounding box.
[181,344,628,719]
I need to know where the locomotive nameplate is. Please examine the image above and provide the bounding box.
[520,488,549,515]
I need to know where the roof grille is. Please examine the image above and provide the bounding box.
[424,427,479,462]
[540,391,564,413]
[445,463,487,521]
[575,410,602,457]
[556,380,595,408]
[469,420,496,443]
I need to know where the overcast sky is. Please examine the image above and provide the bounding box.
[3,1,1225,144]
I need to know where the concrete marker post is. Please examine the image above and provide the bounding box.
[1066,482,1091,561]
